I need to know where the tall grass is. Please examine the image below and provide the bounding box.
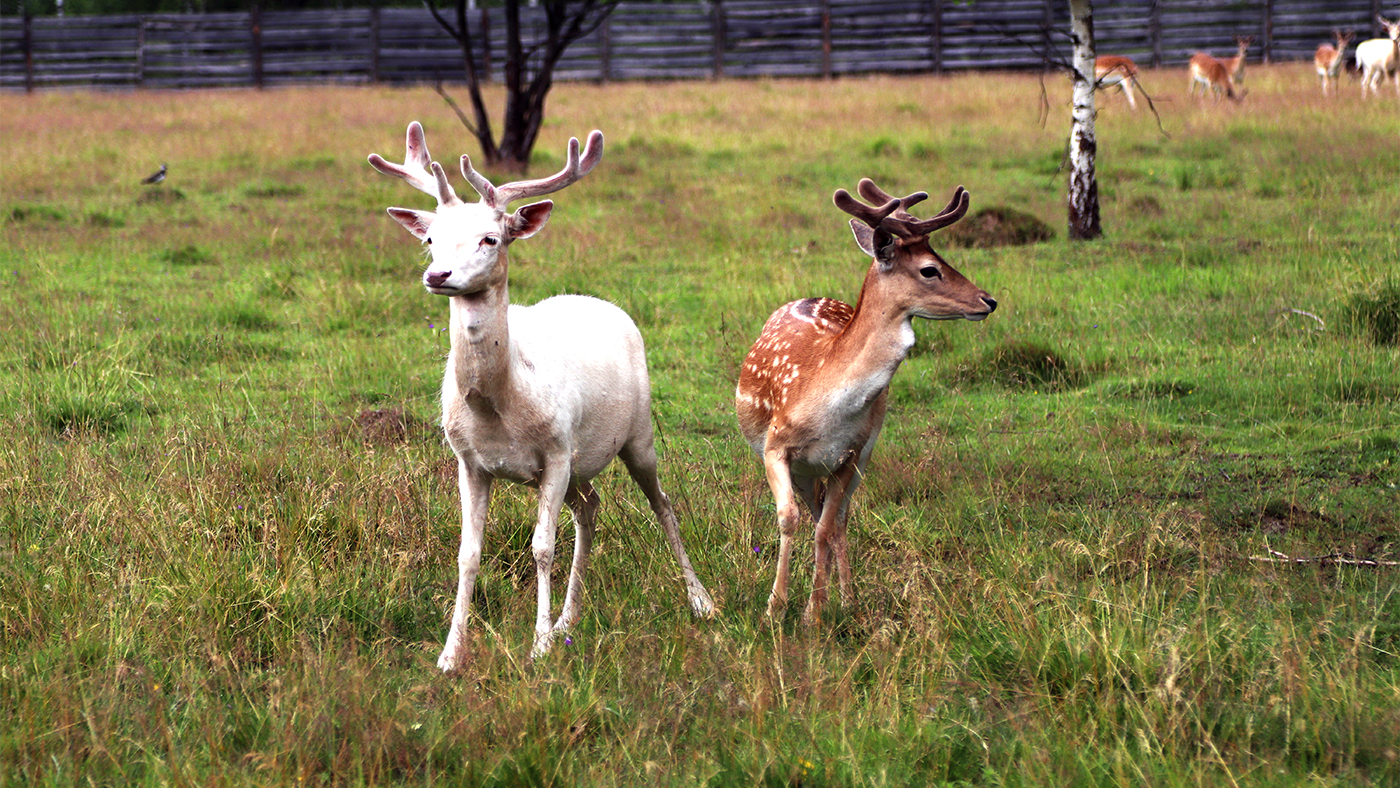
[2,65,1398,786]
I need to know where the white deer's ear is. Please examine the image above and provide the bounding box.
[387,207,435,241]
[508,200,554,240]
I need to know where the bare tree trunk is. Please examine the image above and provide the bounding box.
[1067,0,1101,241]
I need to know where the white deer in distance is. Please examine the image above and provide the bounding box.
[1357,16,1400,99]
[368,122,714,671]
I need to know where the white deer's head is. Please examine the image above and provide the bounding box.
[368,122,604,297]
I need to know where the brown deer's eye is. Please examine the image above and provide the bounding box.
[920,266,941,279]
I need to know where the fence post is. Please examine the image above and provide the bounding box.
[250,5,263,89]
[136,16,145,87]
[931,0,943,74]
[369,5,380,82]
[1261,0,1273,64]
[599,11,611,83]
[23,11,34,93]
[711,0,725,79]
[1150,0,1162,68]
[820,0,831,79]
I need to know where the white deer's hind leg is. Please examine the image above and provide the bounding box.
[621,442,715,617]
[554,481,599,632]
[439,460,492,672]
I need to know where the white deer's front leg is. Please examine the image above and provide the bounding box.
[529,460,572,659]
[439,459,492,672]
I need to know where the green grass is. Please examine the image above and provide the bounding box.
[1,66,1398,786]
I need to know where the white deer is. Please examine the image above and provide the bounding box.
[1314,30,1356,97]
[368,122,714,670]
[1357,16,1400,99]
[735,180,996,623]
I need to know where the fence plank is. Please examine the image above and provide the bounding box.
[0,0,1389,91]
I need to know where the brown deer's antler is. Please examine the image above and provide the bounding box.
[833,186,900,229]
[843,178,969,238]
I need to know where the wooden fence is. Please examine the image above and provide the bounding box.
[1,0,1393,91]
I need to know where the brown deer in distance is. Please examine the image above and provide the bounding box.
[1314,30,1355,96]
[1219,35,1255,86]
[1095,55,1144,109]
[735,180,996,623]
[1188,52,1245,102]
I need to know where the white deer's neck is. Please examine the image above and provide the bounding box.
[447,282,516,403]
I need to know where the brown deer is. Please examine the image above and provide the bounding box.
[1188,52,1245,102]
[1219,35,1255,86]
[735,180,996,623]
[1314,30,1355,96]
[1095,55,1143,109]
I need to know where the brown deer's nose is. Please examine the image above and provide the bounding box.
[982,296,997,312]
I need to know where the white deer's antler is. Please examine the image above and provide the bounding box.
[460,130,605,210]
[368,121,462,207]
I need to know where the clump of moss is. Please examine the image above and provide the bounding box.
[1341,278,1400,347]
[945,206,1054,248]
[959,338,1083,391]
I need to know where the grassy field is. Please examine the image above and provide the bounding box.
[2,64,1398,786]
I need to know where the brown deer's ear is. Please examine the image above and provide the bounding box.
[509,201,554,240]
[849,219,898,268]
[849,218,877,257]
[388,207,434,242]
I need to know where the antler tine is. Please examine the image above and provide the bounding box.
[367,121,461,207]
[459,153,498,206]
[881,186,970,238]
[489,130,605,209]
[856,178,929,214]
[833,187,900,228]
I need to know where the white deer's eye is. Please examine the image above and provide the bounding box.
[481,236,499,247]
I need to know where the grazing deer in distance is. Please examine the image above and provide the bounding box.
[1357,16,1400,99]
[1095,55,1144,109]
[1315,30,1356,96]
[368,122,714,671]
[735,179,996,623]
[1188,52,1245,103]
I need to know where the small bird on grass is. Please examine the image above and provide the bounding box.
[141,164,167,185]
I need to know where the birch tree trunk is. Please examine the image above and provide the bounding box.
[1067,0,1101,240]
